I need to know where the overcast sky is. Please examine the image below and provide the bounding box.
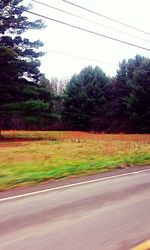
[25,0,150,79]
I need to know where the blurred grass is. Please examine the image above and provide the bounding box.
[0,131,150,190]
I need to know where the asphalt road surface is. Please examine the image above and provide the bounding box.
[0,167,150,250]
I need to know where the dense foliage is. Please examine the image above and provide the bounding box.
[62,66,110,130]
[0,1,149,132]
[63,57,150,133]
[0,0,53,129]
[108,55,150,133]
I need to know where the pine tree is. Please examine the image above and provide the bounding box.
[62,66,110,130]
[0,0,53,130]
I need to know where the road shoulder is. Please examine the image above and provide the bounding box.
[1,165,150,200]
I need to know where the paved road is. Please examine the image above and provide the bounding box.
[0,168,150,250]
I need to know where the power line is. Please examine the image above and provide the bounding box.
[47,48,116,66]
[62,0,150,36]
[32,0,150,44]
[26,10,150,52]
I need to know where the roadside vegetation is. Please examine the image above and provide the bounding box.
[0,131,150,190]
[0,1,150,191]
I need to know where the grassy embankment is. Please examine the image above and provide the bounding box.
[0,131,150,190]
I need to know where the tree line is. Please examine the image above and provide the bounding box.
[0,0,150,133]
[63,58,150,133]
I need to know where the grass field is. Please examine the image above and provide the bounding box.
[0,131,150,190]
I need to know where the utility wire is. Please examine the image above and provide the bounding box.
[26,10,150,52]
[62,0,150,36]
[32,0,150,44]
[47,48,116,66]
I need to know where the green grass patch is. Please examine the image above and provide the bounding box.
[0,132,150,190]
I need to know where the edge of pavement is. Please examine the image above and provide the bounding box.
[0,165,150,200]
[130,240,150,250]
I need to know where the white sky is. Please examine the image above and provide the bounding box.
[25,0,150,80]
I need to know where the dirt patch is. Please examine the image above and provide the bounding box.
[0,138,42,147]
[0,142,25,147]
[0,138,45,142]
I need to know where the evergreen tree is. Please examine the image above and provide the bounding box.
[0,0,53,129]
[124,55,150,132]
[105,60,130,132]
[111,55,150,133]
[62,66,110,130]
